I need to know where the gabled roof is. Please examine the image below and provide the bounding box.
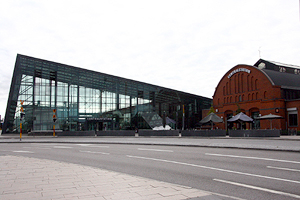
[199,112,223,124]
[254,59,300,90]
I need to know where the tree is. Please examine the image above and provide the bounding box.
[207,106,215,115]
[235,103,241,114]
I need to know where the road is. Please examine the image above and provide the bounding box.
[1,142,300,200]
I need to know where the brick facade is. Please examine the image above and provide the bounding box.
[212,64,300,131]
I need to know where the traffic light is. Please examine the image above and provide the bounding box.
[20,100,25,119]
[53,109,57,123]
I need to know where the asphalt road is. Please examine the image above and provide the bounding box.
[1,143,300,200]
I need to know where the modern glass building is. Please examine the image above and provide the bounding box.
[3,54,212,133]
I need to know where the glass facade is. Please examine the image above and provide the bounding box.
[3,54,212,133]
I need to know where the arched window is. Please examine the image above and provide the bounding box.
[230,96,232,103]
[264,91,267,99]
[255,79,258,90]
[252,93,255,100]
[224,97,226,104]
[226,82,228,95]
[247,75,250,91]
[238,74,240,93]
[241,74,244,92]
[229,79,232,94]
[234,76,237,93]
[248,93,251,100]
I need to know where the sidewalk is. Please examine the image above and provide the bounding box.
[1,134,300,152]
[0,155,216,200]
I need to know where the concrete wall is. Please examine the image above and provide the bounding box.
[181,130,226,137]
[58,131,95,136]
[138,130,179,137]
[229,129,280,137]
[96,130,135,137]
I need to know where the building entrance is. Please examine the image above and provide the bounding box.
[85,118,113,131]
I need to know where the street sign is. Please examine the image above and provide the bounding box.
[53,114,57,123]
[20,112,25,119]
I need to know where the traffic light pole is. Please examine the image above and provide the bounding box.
[20,100,24,141]
[20,120,22,141]
[53,109,57,137]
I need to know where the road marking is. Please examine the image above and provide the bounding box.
[205,153,300,164]
[214,179,300,199]
[126,155,300,184]
[91,146,109,148]
[267,166,300,172]
[76,144,93,146]
[53,146,73,149]
[75,144,109,148]
[138,148,173,152]
[13,150,34,153]
[80,150,110,155]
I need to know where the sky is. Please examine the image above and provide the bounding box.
[0,0,300,121]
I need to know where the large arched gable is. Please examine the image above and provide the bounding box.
[213,64,275,106]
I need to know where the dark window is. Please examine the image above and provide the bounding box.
[289,114,298,127]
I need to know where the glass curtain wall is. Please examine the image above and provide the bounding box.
[4,54,212,133]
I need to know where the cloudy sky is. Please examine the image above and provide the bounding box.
[0,0,299,120]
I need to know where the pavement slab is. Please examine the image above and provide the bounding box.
[0,155,215,200]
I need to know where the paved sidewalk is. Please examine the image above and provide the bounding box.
[0,155,215,200]
[1,134,300,152]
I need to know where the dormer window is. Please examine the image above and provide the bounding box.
[258,62,266,69]
[294,69,300,75]
[279,67,286,72]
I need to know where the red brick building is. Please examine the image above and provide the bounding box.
[212,59,300,132]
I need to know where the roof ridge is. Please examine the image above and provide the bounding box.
[263,59,300,69]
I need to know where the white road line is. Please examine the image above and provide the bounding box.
[75,144,109,148]
[138,148,173,152]
[76,144,93,146]
[80,150,110,155]
[126,155,300,184]
[52,146,72,149]
[214,179,300,199]
[91,146,109,148]
[205,153,300,164]
[267,166,300,172]
[13,151,34,153]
